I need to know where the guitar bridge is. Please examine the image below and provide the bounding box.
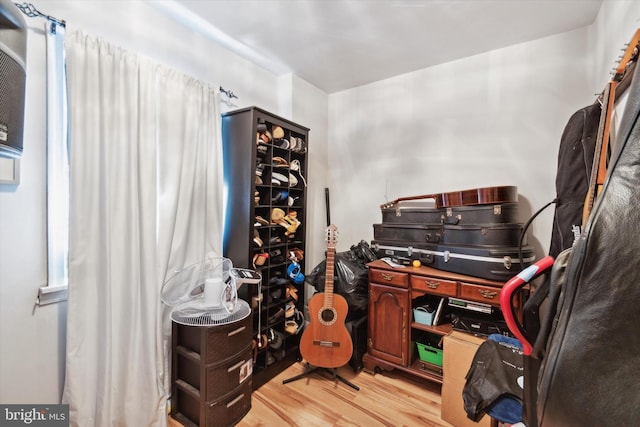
[313,340,341,348]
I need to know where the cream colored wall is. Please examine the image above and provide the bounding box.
[589,0,640,90]
[328,28,592,255]
[325,1,640,256]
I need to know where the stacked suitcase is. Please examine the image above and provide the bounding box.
[371,186,536,282]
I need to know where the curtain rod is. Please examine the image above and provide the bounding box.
[219,86,238,99]
[14,2,65,32]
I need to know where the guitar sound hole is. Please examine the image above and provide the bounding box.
[321,309,335,323]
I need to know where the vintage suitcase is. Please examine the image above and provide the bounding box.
[373,222,525,246]
[372,240,535,281]
[381,202,520,225]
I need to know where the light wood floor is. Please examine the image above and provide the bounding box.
[190,361,455,427]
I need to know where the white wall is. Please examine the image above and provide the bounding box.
[290,75,329,268]
[2,0,640,407]
[0,19,59,403]
[589,1,640,91]
[327,4,640,257]
[328,27,590,256]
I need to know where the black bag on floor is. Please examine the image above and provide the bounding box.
[305,241,375,317]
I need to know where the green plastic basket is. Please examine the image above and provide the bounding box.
[416,341,443,366]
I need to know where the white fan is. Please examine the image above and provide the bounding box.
[161,257,261,327]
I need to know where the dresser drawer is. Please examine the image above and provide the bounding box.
[176,343,253,402]
[459,283,500,304]
[174,374,252,427]
[411,276,457,297]
[174,315,253,365]
[369,268,409,288]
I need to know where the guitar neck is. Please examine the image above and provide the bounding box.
[583,81,615,224]
[582,31,640,224]
[324,246,336,308]
[381,185,518,210]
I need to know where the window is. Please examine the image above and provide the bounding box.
[37,21,68,305]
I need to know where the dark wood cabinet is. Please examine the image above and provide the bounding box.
[222,106,309,389]
[368,282,409,367]
[363,259,510,384]
[171,317,253,427]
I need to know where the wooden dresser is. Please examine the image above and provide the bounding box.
[363,259,513,384]
[171,315,254,427]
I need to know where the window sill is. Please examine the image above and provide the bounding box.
[37,284,68,306]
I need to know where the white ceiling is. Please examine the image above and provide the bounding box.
[164,0,603,94]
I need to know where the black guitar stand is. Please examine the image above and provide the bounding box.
[283,191,359,391]
[282,362,360,391]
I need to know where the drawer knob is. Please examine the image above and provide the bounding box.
[381,273,394,281]
[478,289,497,299]
[424,280,439,289]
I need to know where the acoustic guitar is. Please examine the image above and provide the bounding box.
[300,225,353,368]
[381,185,517,210]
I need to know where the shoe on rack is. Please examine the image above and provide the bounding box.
[268,276,287,287]
[271,171,288,185]
[286,283,298,302]
[255,216,270,226]
[285,309,304,335]
[285,302,296,318]
[275,138,289,149]
[269,235,283,245]
[253,229,264,247]
[272,126,285,140]
[271,208,286,223]
[271,190,289,204]
[272,156,288,167]
[259,130,272,144]
[252,252,268,267]
[267,328,284,350]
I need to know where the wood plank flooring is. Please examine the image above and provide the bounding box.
[236,362,454,427]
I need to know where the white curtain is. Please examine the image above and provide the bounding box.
[62,30,223,426]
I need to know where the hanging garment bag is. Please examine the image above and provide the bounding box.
[533,61,640,426]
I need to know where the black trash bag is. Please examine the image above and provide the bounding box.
[305,240,376,319]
